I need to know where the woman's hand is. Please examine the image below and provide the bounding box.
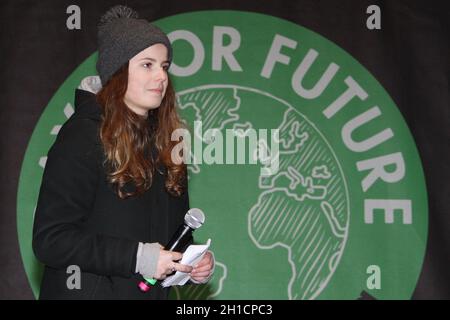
[153,247,193,280]
[190,251,214,283]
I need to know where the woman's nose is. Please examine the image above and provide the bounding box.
[155,67,167,81]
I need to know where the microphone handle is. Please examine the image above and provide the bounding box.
[138,224,194,292]
[166,224,192,251]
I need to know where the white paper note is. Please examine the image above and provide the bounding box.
[161,239,211,287]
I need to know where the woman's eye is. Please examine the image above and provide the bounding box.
[143,63,152,68]
[162,65,169,71]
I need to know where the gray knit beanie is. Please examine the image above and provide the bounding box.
[96,5,173,85]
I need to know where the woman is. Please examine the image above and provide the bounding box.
[32,5,213,300]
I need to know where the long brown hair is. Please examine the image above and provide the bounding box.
[96,63,187,199]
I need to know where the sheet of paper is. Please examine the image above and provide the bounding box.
[161,238,211,287]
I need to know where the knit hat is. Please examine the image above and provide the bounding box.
[96,5,173,85]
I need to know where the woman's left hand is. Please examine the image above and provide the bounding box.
[190,251,214,283]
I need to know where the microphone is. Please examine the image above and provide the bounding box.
[138,208,205,292]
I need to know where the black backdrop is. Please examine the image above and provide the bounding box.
[0,0,448,299]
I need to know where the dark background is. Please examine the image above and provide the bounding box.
[1,0,448,299]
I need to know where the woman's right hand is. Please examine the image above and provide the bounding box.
[153,246,193,280]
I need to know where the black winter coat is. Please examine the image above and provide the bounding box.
[32,88,189,299]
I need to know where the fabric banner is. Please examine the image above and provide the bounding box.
[1,0,448,299]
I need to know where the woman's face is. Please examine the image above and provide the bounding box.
[124,43,170,116]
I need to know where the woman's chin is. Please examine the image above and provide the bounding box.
[139,99,162,111]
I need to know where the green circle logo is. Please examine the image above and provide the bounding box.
[18,11,427,299]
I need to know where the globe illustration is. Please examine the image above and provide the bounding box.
[171,85,349,300]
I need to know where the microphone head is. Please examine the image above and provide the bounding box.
[185,208,205,229]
